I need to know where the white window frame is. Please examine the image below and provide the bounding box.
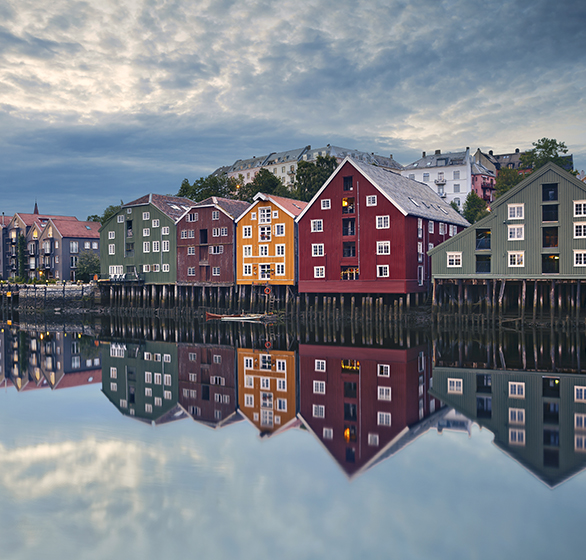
[311,219,323,232]
[574,200,586,217]
[162,226,170,235]
[509,428,526,446]
[509,407,525,425]
[275,244,285,257]
[312,404,325,418]
[313,380,326,394]
[428,220,434,234]
[242,225,252,238]
[447,252,462,267]
[376,215,390,229]
[508,203,524,220]
[259,245,269,257]
[574,222,586,238]
[377,412,391,426]
[143,241,150,253]
[108,244,115,255]
[117,215,124,223]
[274,223,285,236]
[377,386,392,401]
[312,244,324,257]
[152,241,160,252]
[508,225,524,240]
[575,386,586,403]
[377,241,390,255]
[448,378,463,394]
[315,359,326,372]
[162,240,169,252]
[243,264,252,276]
[366,195,377,206]
[575,251,586,267]
[509,381,525,399]
[108,231,115,239]
[275,263,285,276]
[314,266,325,278]
[142,211,150,220]
[321,199,331,210]
[243,245,252,257]
[377,265,389,278]
[508,251,525,267]
[378,364,390,377]
[212,267,220,276]
[152,219,160,227]
[143,228,150,237]
[323,428,333,439]
[244,394,254,407]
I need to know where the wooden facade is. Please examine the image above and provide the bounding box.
[235,193,307,287]
[296,157,468,295]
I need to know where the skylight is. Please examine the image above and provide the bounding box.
[408,197,420,207]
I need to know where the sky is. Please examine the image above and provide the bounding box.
[1,0,585,219]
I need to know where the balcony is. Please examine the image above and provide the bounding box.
[435,177,446,186]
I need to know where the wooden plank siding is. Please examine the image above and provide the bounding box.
[430,163,586,280]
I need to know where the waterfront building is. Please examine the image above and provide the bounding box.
[296,156,467,295]
[235,193,307,287]
[100,194,194,283]
[401,148,474,208]
[471,161,496,203]
[176,197,250,286]
[236,348,298,437]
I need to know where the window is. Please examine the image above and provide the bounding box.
[212,210,220,220]
[313,404,325,418]
[428,221,434,234]
[212,267,220,276]
[154,373,162,385]
[181,230,188,239]
[423,173,430,182]
[69,241,78,253]
[439,222,445,235]
[152,219,160,227]
[220,227,228,236]
[273,210,279,219]
[243,226,252,238]
[243,264,252,276]
[154,397,162,407]
[145,371,152,383]
[276,399,287,412]
[342,197,355,213]
[152,241,160,252]
[575,386,586,402]
[187,267,195,276]
[259,245,269,256]
[92,242,98,249]
[508,225,524,240]
[509,381,525,398]
[212,228,220,237]
[143,228,150,237]
[376,215,390,229]
[117,215,124,223]
[378,364,390,377]
[377,412,391,426]
[244,394,254,407]
[314,266,325,278]
[323,428,333,440]
[453,184,460,193]
[275,244,285,256]
[243,245,252,257]
[274,223,285,236]
[509,428,525,446]
[313,380,326,394]
[187,246,195,255]
[275,263,285,275]
[108,231,115,239]
[343,242,355,257]
[312,243,324,257]
[145,404,153,413]
[162,226,169,235]
[315,359,326,372]
[321,199,331,210]
[108,244,115,255]
[574,223,586,238]
[277,378,286,391]
[343,176,353,191]
[574,251,586,266]
[542,183,558,201]
[377,241,390,255]
[259,207,271,224]
[143,241,150,253]
[542,254,559,274]
[164,373,171,385]
[368,433,379,446]
[143,264,151,273]
[110,367,117,379]
[186,213,197,222]
[259,264,270,279]
[378,386,391,401]
[542,205,558,222]
[508,204,524,219]
[110,382,117,392]
[143,211,150,220]
[509,408,525,425]
[209,245,224,254]
[311,219,323,232]
[508,251,524,267]
[453,170,460,180]
[259,226,271,241]
[162,263,170,272]
[251,212,256,221]
[448,378,463,394]
[244,375,253,388]
[574,201,586,217]
[447,252,462,267]
[162,241,169,252]
[377,265,389,277]
[276,359,286,372]
[575,413,586,429]
[366,195,377,206]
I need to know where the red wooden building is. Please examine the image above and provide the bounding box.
[296,157,468,294]
[296,344,442,478]
[176,197,250,285]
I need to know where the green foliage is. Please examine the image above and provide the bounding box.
[236,168,290,202]
[450,200,461,214]
[292,155,338,202]
[88,204,122,225]
[520,138,570,172]
[76,250,101,282]
[17,234,27,281]
[178,174,240,202]
[463,191,489,224]
[495,167,523,198]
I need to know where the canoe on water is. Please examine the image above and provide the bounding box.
[205,312,266,322]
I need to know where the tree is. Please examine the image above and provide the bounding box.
[463,191,489,224]
[495,167,523,198]
[87,204,122,225]
[450,200,461,214]
[178,173,239,202]
[236,168,289,202]
[292,155,338,201]
[76,250,101,282]
[520,138,571,172]
[17,234,27,282]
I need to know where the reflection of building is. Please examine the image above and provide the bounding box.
[177,344,241,428]
[431,367,586,487]
[237,348,297,437]
[102,340,186,424]
[297,344,441,478]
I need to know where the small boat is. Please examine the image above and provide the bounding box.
[205,311,267,322]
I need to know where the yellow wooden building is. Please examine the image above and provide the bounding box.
[237,348,297,437]
[235,193,307,286]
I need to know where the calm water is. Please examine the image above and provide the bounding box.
[0,316,584,560]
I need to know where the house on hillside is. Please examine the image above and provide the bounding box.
[430,163,586,281]
[235,193,307,288]
[176,197,250,285]
[295,157,468,296]
[401,148,474,208]
[100,194,194,283]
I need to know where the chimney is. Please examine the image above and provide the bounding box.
[435,149,441,155]
[489,150,493,156]
[515,148,520,153]
[422,151,426,157]
[389,154,393,159]
[466,147,469,152]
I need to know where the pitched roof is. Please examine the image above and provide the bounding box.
[297,157,469,226]
[13,213,78,227]
[194,197,251,220]
[123,193,195,221]
[403,149,471,170]
[251,193,308,218]
[48,218,101,239]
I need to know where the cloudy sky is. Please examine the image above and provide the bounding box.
[1,0,585,219]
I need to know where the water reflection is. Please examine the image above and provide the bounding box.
[3,317,586,488]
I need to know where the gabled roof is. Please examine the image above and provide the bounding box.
[194,197,251,220]
[471,162,496,177]
[123,193,195,221]
[236,193,308,222]
[44,218,101,239]
[297,156,469,226]
[404,149,471,170]
[11,213,78,228]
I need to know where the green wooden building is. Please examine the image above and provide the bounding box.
[429,163,586,313]
[431,367,586,488]
[99,194,194,284]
